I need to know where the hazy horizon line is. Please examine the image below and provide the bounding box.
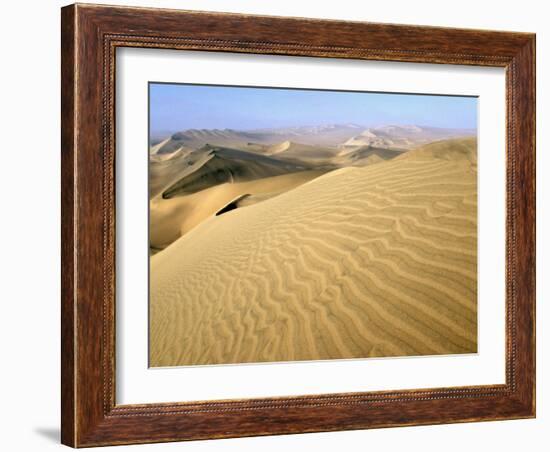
[150,122,477,140]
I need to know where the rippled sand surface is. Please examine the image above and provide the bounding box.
[150,138,477,366]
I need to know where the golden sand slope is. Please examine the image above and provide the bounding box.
[150,170,327,251]
[150,138,478,366]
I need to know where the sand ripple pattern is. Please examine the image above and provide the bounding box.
[150,138,478,366]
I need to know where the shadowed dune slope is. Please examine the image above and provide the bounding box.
[150,138,478,366]
[149,147,209,199]
[161,146,309,199]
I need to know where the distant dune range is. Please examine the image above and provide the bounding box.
[149,137,478,366]
[149,125,475,253]
[150,124,475,151]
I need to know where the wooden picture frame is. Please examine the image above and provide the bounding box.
[61,3,535,447]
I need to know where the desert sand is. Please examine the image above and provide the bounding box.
[149,137,478,366]
[150,170,327,251]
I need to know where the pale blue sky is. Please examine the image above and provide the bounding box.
[149,83,477,137]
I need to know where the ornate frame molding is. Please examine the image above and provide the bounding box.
[62,4,535,447]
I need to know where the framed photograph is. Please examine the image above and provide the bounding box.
[61,3,535,447]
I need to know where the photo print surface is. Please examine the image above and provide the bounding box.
[148,83,478,367]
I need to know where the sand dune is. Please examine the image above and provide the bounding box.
[153,129,266,153]
[266,141,339,161]
[149,126,474,199]
[152,124,365,153]
[265,140,292,154]
[149,138,478,366]
[161,146,309,199]
[150,170,326,251]
[149,147,213,199]
[341,125,475,150]
[334,145,405,166]
[152,124,475,154]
